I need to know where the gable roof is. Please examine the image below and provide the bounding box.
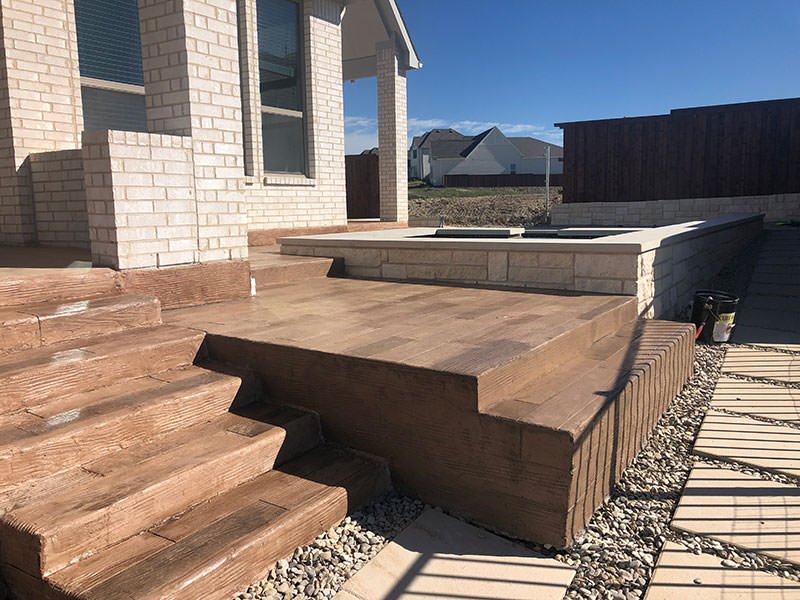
[422,127,563,161]
[429,138,475,159]
[413,128,467,149]
[458,127,496,157]
[509,137,563,159]
[342,0,422,80]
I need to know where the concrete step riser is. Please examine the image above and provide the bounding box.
[0,375,246,488]
[252,259,338,288]
[0,270,121,308]
[2,412,322,577]
[0,328,206,414]
[0,296,162,355]
[478,299,637,410]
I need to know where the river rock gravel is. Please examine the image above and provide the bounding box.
[233,496,424,600]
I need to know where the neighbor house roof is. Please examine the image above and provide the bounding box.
[423,127,563,161]
[342,0,422,80]
[509,137,563,158]
[414,128,467,149]
[429,139,474,159]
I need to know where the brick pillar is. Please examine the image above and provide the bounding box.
[0,0,83,244]
[304,0,346,221]
[376,41,408,223]
[138,0,248,262]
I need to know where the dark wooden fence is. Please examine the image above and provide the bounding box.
[442,173,563,188]
[556,98,800,203]
[345,154,379,218]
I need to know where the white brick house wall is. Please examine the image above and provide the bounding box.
[244,0,348,231]
[0,0,414,258]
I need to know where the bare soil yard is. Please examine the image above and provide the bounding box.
[408,186,563,227]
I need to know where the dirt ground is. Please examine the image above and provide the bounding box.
[408,187,563,227]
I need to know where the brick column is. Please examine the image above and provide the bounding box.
[138,0,248,262]
[0,0,83,244]
[376,41,408,223]
[304,0,346,219]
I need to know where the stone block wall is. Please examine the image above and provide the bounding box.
[282,216,763,319]
[552,194,800,226]
[82,130,197,269]
[636,217,763,318]
[28,150,88,248]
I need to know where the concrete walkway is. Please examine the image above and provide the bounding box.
[648,224,800,599]
[334,509,575,600]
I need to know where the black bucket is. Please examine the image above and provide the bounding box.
[691,290,739,343]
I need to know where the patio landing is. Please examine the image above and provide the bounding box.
[167,277,695,545]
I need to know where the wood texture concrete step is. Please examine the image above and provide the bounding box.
[0,365,256,489]
[0,267,121,308]
[477,296,638,410]
[0,325,206,414]
[249,250,339,289]
[0,294,162,354]
[484,319,695,543]
[1,403,322,576]
[7,446,388,600]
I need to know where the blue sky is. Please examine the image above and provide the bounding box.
[343,0,800,154]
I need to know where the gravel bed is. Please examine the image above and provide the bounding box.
[731,342,800,356]
[673,529,800,583]
[234,496,424,600]
[695,451,799,486]
[712,405,800,431]
[543,343,727,600]
[722,371,800,389]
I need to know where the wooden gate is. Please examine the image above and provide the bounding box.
[345,154,380,218]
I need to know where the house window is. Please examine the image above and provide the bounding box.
[257,0,306,174]
[510,163,517,174]
[74,0,147,132]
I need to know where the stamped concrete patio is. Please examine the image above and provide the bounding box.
[647,224,800,599]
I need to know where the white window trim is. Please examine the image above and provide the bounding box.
[260,105,303,119]
[80,76,145,95]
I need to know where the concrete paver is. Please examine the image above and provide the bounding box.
[671,466,800,566]
[711,377,800,423]
[645,541,800,599]
[693,410,800,478]
[722,348,800,383]
[731,327,800,351]
[335,509,575,600]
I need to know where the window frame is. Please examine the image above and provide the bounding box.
[74,0,148,132]
[257,0,308,177]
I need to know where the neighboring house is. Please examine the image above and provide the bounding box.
[409,127,563,186]
[0,0,420,269]
[408,128,468,180]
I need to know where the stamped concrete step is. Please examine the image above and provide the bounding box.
[484,319,695,543]
[1,404,321,576]
[477,296,638,410]
[249,250,339,290]
[0,267,121,308]
[0,325,206,414]
[0,365,256,489]
[0,294,162,354]
[15,446,388,600]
